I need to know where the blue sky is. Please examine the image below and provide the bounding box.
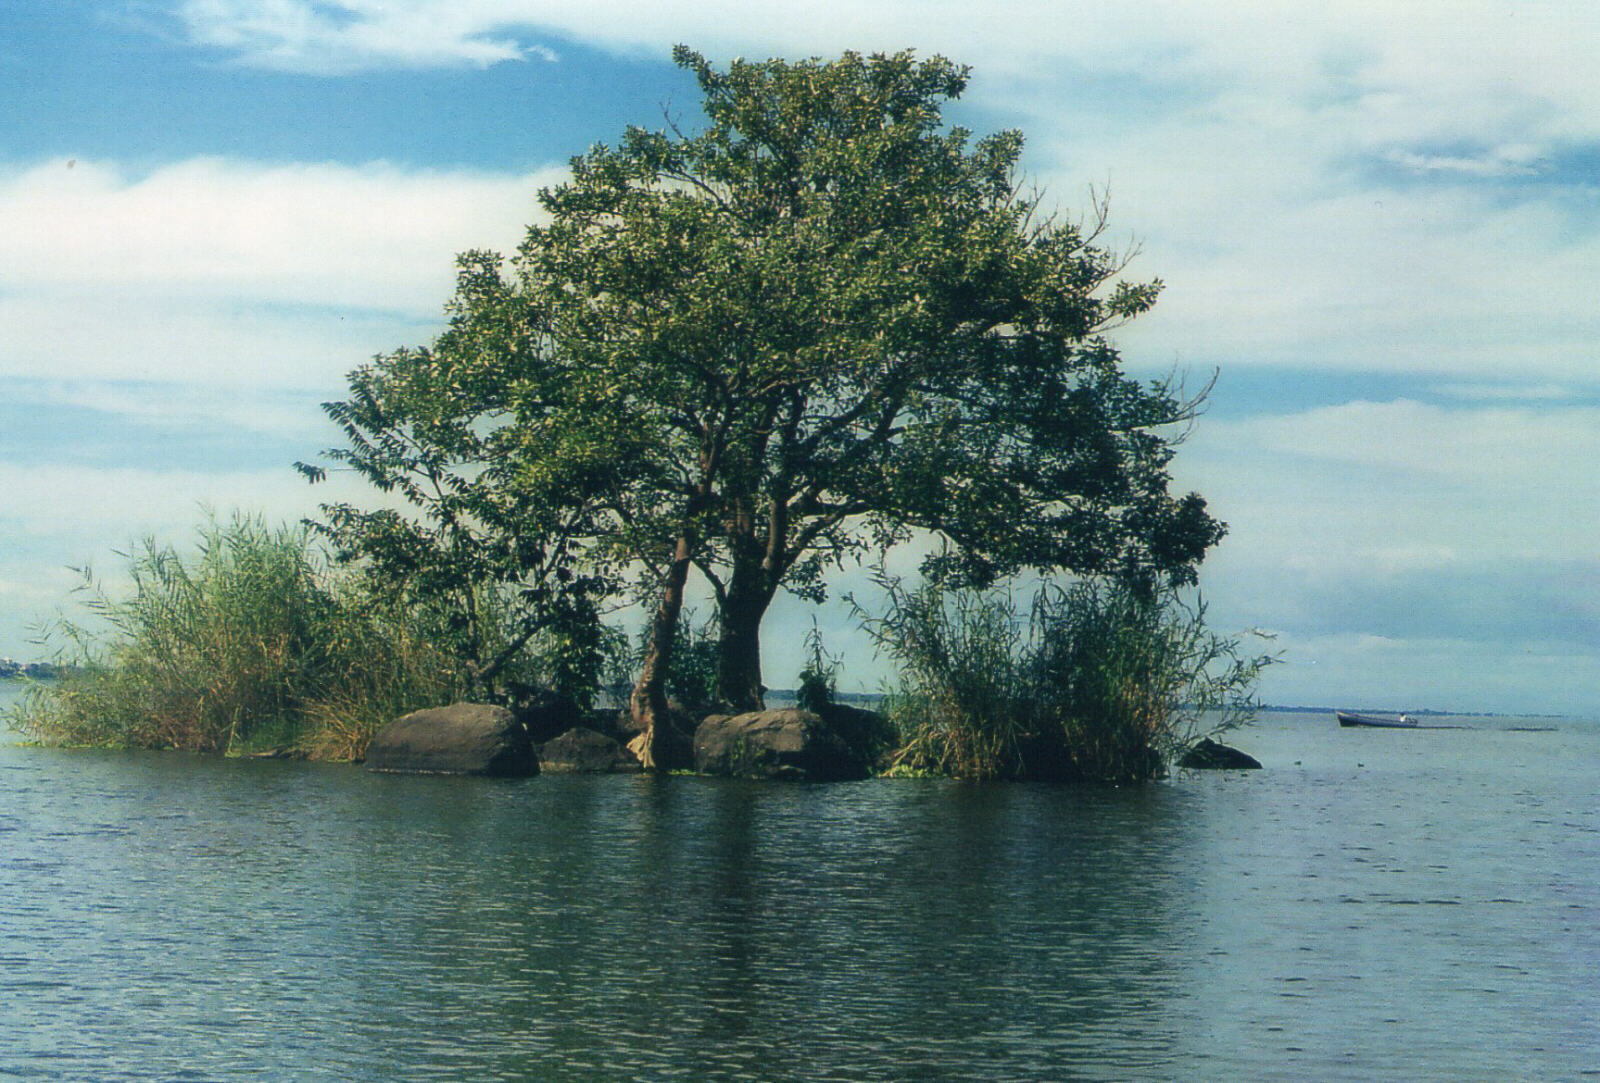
[2,1,1597,715]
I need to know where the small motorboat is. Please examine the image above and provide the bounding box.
[1337,711,1419,728]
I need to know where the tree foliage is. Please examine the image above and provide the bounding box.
[527,46,1223,711]
[296,272,618,706]
[306,45,1226,762]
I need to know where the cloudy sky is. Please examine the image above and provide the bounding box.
[2,1,1596,715]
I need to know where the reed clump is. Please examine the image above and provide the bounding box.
[860,573,1271,783]
[10,515,467,759]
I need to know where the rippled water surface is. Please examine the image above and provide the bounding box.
[3,688,1597,1080]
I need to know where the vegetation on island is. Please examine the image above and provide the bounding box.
[860,571,1268,781]
[10,517,465,758]
[10,46,1267,781]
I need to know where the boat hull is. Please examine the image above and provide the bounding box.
[1337,711,1419,728]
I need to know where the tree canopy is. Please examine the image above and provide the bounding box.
[306,45,1225,766]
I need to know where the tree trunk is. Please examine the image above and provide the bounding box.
[716,552,778,714]
[630,532,693,770]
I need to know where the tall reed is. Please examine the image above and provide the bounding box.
[858,572,1271,782]
[860,581,1031,780]
[11,515,466,758]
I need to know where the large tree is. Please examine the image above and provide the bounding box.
[525,48,1224,717]
[311,46,1225,767]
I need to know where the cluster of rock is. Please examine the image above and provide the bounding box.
[363,700,1261,780]
[364,698,894,781]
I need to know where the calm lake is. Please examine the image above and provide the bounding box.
[2,684,1596,1081]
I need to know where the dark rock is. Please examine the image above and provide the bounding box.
[693,708,870,781]
[816,702,896,768]
[538,727,642,773]
[581,707,633,743]
[1179,737,1262,770]
[365,703,537,776]
[510,687,585,744]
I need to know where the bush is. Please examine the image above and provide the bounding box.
[795,620,840,713]
[857,572,1271,783]
[859,582,1030,780]
[10,515,473,759]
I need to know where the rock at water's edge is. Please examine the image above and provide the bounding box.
[694,708,869,781]
[538,726,641,773]
[512,688,586,744]
[815,702,896,770]
[1179,737,1262,770]
[365,703,536,777]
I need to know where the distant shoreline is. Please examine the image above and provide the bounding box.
[1257,704,1569,720]
[0,665,67,681]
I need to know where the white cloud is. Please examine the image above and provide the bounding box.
[7,380,337,442]
[1059,90,1600,382]
[1217,398,1600,485]
[1385,146,1546,179]
[1436,382,1581,403]
[0,567,83,611]
[178,0,541,72]
[0,457,406,650]
[0,158,552,309]
[168,1,1600,109]
[0,292,428,389]
[0,158,560,388]
[165,0,1600,164]
[1162,398,1600,713]
[1178,399,1600,575]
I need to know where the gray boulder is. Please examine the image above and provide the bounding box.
[1179,737,1262,770]
[693,708,869,781]
[365,703,537,777]
[538,726,641,773]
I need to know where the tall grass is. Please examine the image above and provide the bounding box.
[862,583,1031,780]
[858,572,1272,783]
[10,515,467,759]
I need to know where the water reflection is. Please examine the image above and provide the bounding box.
[4,715,1597,1080]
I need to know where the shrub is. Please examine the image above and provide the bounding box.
[795,620,840,713]
[1024,580,1269,781]
[856,571,1271,782]
[11,515,470,758]
[857,581,1030,780]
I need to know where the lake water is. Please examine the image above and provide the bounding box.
[2,684,1596,1081]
